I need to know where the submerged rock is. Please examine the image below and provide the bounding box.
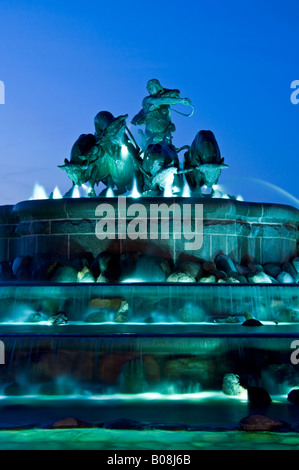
[277,307,299,322]
[179,304,206,322]
[27,312,49,323]
[239,414,287,431]
[114,300,129,322]
[103,419,146,430]
[45,417,95,429]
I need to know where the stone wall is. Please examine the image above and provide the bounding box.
[0,197,298,265]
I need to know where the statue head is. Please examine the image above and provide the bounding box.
[146,79,163,96]
[94,111,115,135]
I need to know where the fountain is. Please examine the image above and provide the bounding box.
[0,79,298,449]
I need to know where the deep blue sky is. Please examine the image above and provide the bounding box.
[0,0,298,207]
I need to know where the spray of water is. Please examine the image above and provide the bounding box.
[29,183,48,200]
[247,178,299,208]
[129,179,141,198]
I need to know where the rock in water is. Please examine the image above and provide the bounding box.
[247,386,272,406]
[222,373,246,396]
[48,311,68,325]
[242,318,263,326]
[239,414,287,431]
[114,300,129,322]
[51,265,78,283]
[287,389,299,405]
[167,272,196,282]
[45,417,95,429]
[277,271,295,284]
[248,271,273,284]
[242,312,263,326]
[277,307,299,322]
[0,261,14,281]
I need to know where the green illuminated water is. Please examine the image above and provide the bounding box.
[0,429,297,450]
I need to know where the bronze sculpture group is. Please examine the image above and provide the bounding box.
[59,79,228,197]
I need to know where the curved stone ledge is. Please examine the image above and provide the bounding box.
[0,197,297,264]
[11,197,299,225]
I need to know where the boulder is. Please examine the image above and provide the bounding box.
[277,307,299,322]
[0,261,14,281]
[242,318,263,326]
[50,265,78,283]
[174,258,202,280]
[103,419,146,430]
[4,382,24,396]
[45,417,95,429]
[48,311,68,325]
[263,262,281,278]
[201,261,216,275]
[114,300,129,322]
[120,254,169,282]
[198,275,216,283]
[179,304,206,322]
[291,257,299,275]
[248,272,273,284]
[287,389,299,405]
[282,262,299,282]
[215,254,237,275]
[167,272,196,282]
[277,271,295,284]
[247,386,271,406]
[12,256,32,280]
[85,311,109,323]
[27,312,49,323]
[31,261,60,281]
[239,414,287,431]
[77,267,95,283]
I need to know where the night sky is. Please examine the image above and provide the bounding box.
[0,0,298,207]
